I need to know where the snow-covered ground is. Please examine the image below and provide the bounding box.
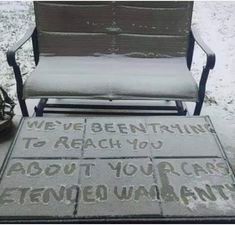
[0,1,235,156]
[0,1,34,94]
[192,1,235,160]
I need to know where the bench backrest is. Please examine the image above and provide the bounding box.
[34,1,193,58]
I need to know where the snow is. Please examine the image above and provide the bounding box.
[191,1,235,157]
[0,1,234,152]
[192,1,235,113]
[0,1,35,97]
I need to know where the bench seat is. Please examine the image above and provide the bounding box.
[23,55,198,101]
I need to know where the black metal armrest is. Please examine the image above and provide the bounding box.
[188,27,216,115]
[6,26,38,117]
[191,26,216,70]
[7,26,36,67]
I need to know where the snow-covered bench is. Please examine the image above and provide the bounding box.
[7,1,215,116]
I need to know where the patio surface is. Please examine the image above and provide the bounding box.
[0,113,235,221]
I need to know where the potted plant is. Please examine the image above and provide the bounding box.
[0,86,15,132]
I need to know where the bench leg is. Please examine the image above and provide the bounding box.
[175,101,187,115]
[194,100,203,115]
[194,83,206,115]
[35,98,48,117]
[19,99,29,117]
[193,66,211,115]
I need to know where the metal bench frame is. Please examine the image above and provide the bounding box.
[7,26,215,117]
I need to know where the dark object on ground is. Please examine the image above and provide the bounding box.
[0,86,15,132]
[7,1,215,116]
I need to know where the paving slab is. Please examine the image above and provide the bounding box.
[145,116,223,157]
[153,158,235,217]
[11,117,85,158]
[84,116,222,158]
[76,158,161,217]
[0,159,80,217]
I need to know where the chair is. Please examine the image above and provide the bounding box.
[7,1,215,116]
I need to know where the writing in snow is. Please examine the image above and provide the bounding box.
[26,119,215,135]
[0,160,234,207]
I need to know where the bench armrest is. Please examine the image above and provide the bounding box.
[191,27,216,70]
[7,26,36,67]
[6,26,38,113]
[188,27,216,115]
